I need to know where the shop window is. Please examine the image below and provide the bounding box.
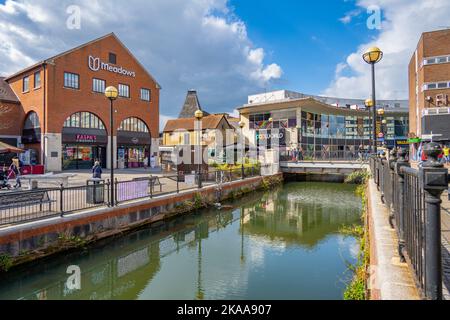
[24,112,40,129]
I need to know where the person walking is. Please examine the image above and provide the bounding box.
[92,161,102,179]
[297,146,304,162]
[9,157,21,189]
[443,145,450,164]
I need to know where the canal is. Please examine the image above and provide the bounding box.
[0,182,362,300]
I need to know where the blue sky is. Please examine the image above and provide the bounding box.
[0,0,449,126]
[229,0,379,96]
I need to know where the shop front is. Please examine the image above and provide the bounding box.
[62,129,108,170]
[117,132,151,169]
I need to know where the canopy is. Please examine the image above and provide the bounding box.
[0,141,24,154]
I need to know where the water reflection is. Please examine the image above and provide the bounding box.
[0,182,361,300]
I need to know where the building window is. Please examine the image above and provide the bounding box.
[423,82,450,91]
[118,84,130,98]
[424,55,450,66]
[23,76,30,92]
[92,78,106,93]
[64,112,105,129]
[109,53,117,64]
[34,72,41,89]
[64,72,80,89]
[24,111,40,129]
[140,88,151,101]
[118,117,149,133]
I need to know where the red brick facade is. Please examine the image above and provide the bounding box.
[0,33,160,170]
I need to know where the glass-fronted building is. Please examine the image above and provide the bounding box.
[239,91,409,159]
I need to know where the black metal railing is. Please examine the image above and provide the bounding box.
[371,144,448,300]
[0,166,262,227]
[280,150,367,162]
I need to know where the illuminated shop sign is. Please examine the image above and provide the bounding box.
[88,55,136,78]
[76,134,97,143]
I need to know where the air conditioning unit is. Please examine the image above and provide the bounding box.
[436,94,448,107]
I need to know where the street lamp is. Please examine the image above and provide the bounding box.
[363,46,383,154]
[365,99,373,153]
[105,86,118,206]
[239,121,245,179]
[195,109,203,189]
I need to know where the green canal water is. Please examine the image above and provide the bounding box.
[0,182,362,300]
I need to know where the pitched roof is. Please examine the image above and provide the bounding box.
[0,77,19,103]
[163,114,229,132]
[5,33,161,88]
[178,90,210,118]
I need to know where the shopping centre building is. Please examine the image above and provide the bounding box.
[238,90,409,158]
[0,33,160,171]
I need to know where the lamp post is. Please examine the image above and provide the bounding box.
[363,47,383,154]
[365,99,373,154]
[105,86,118,206]
[239,121,245,179]
[195,110,203,189]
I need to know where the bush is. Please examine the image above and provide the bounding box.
[344,170,370,185]
[0,254,13,272]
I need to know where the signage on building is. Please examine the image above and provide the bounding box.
[88,55,136,78]
[395,140,409,146]
[256,129,286,147]
[76,134,97,143]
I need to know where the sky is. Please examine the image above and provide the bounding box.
[1,0,450,129]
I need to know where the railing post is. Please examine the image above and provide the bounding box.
[176,172,179,194]
[394,148,410,262]
[114,178,118,206]
[420,142,448,300]
[106,179,110,206]
[388,149,398,227]
[59,183,64,217]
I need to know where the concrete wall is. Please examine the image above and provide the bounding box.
[0,174,281,265]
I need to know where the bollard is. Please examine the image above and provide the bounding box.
[421,142,448,300]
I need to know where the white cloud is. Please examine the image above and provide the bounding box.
[339,9,361,24]
[159,114,174,131]
[0,0,282,118]
[324,0,450,100]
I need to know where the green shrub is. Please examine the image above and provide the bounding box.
[344,170,370,185]
[0,254,13,272]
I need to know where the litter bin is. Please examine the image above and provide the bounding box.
[86,179,105,204]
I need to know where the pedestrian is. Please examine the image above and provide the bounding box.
[143,156,149,169]
[443,145,450,164]
[297,146,304,161]
[9,157,21,189]
[150,154,156,169]
[0,166,11,190]
[92,161,102,179]
[358,145,364,161]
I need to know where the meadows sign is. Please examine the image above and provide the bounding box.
[88,55,136,78]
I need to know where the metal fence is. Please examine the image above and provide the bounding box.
[0,166,261,227]
[281,150,366,162]
[370,144,448,300]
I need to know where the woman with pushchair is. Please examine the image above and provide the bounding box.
[0,166,11,190]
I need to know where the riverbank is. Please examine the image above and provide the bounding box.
[0,174,283,273]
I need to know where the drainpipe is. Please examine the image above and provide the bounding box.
[42,62,47,169]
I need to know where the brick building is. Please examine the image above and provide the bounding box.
[409,29,450,147]
[0,33,160,171]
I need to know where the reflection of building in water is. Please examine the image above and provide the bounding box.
[241,184,361,248]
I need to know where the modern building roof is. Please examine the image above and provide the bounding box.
[4,33,161,88]
[239,96,408,116]
[246,90,408,110]
[0,77,19,104]
[178,90,210,118]
[163,114,230,132]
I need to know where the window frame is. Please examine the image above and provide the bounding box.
[22,76,30,93]
[92,78,106,94]
[34,71,41,89]
[118,83,130,98]
[140,88,151,102]
[109,52,117,64]
[64,72,80,90]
